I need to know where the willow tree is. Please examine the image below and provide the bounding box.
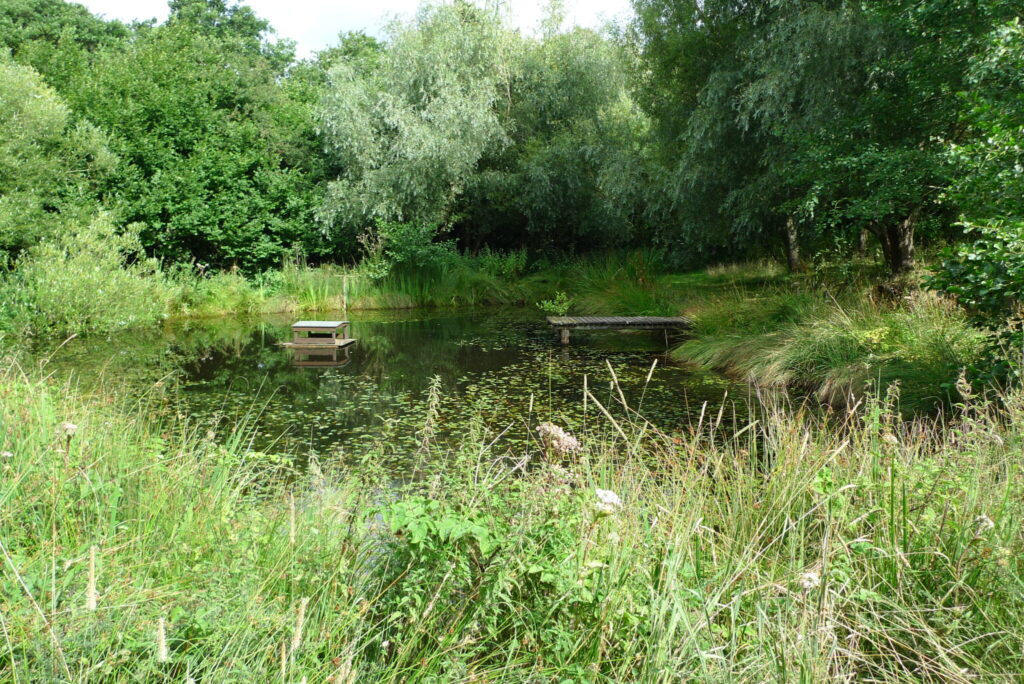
[461,25,650,251]
[741,0,1020,274]
[631,0,775,266]
[318,2,511,244]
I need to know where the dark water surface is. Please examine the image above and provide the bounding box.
[40,309,749,464]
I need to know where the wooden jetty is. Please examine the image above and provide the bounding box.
[281,320,356,349]
[547,316,691,344]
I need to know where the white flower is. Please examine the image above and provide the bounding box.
[594,488,622,516]
[536,422,581,455]
[881,432,899,446]
[58,421,78,437]
[974,514,995,533]
[0,451,11,459]
[798,571,820,591]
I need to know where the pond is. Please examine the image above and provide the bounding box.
[39,309,750,467]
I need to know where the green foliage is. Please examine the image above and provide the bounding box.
[59,15,324,270]
[319,2,509,236]
[536,290,573,316]
[927,220,1024,319]
[0,56,114,257]
[631,0,1019,273]
[4,360,1024,679]
[0,215,165,338]
[359,220,457,281]
[0,0,129,90]
[471,247,527,279]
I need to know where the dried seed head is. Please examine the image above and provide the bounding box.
[291,597,310,654]
[156,616,169,663]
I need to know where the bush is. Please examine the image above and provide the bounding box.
[0,215,165,338]
[925,220,1024,320]
[360,220,457,281]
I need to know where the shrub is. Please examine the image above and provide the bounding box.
[360,220,457,281]
[0,215,165,338]
[925,220,1024,320]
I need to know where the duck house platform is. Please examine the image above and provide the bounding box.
[280,320,356,348]
[547,316,690,344]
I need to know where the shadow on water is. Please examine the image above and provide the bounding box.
[37,309,751,467]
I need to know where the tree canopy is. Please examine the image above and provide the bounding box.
[0,0,1020,277]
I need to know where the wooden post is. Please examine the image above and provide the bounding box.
[560,328,571,345]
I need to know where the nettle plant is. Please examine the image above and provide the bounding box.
[375,466,644,666]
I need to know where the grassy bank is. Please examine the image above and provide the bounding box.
[0,236,539,340]
[2,363,1023,681]
[654,265,988,413]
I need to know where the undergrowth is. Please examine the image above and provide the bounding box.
[1,362,1023,681]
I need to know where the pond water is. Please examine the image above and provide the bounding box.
[40,309,749,466]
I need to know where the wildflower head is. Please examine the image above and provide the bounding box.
[536,422,581,456]
[594,488,622,516]
[798,571,820,591]
[58,421,78,438]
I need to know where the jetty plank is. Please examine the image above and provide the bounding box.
[546,315,690,344]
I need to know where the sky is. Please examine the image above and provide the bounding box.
[76,0,635,58]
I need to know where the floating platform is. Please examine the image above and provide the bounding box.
[283,320,353,348]
[280,338,357,349]
[547,316,691,344]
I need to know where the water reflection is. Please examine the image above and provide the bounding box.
[37,309,749,466]
[291,345,354,368]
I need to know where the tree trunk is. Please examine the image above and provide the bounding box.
[857,227,870,256]
[869,209,918,275]
[783,216,801,272]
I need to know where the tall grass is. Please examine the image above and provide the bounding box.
[2,361,1022,680]
[676,278,988,412]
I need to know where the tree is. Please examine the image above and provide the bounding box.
[0,56,115,259]
[926,19,1024,322]
[463,26,650,251]
[0,0,129,90]
[61,16,326,270]
[318,2,510,239]
[631,0,776,266]
[741,0,1019,274]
